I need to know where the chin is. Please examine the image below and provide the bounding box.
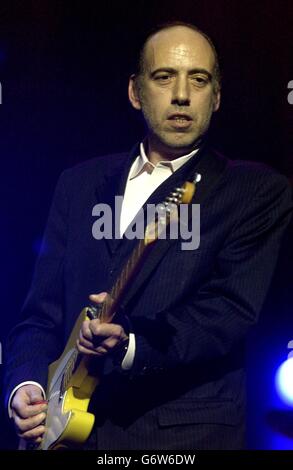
[164,138,199,149]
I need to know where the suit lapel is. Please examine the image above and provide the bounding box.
[94,143,140,254]
[93,143,229,310]
[109,142,207,256]
[119,146,229,310]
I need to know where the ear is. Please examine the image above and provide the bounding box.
[128,74,142,110]
[213,90,221,112]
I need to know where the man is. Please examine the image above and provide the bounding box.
[5,22,292,450]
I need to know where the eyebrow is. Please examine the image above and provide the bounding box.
[150,67,213,81]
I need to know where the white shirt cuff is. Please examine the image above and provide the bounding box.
[8,381,46,418]
[121,332,135,370]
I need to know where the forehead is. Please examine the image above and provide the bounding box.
[143,27,215,72]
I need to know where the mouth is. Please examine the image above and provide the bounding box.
[167,114,193,129]
[168,113,192,121]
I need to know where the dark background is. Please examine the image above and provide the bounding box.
[0,0,292,449]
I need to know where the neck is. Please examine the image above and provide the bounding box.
[145,135,202,165]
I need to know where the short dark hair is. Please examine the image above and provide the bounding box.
[134,21,221,93]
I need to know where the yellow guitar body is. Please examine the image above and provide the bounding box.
[40,308,100,450]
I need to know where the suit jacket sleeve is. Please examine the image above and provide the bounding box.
[4,171,69,405]
[130,173,293,374]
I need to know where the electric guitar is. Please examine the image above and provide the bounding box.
[28,176,199,450]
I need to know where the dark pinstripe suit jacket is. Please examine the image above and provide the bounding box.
[5,143,293,449]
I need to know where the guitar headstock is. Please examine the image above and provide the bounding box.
[144,174,201,245]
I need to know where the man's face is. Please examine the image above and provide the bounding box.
[129,26,220,153]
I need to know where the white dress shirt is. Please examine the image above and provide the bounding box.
[120,142,198,236]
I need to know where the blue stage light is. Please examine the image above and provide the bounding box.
[275,358,293,407]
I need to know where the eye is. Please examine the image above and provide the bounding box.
[191,75,209,86]
[154,74,172,82]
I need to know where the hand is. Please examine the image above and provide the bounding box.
[77,292,129,357]
[10,384,48,445]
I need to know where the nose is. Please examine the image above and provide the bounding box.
[171,75,190,106]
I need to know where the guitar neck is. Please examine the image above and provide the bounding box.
[98,238,150,323]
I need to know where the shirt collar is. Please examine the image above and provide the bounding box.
[129,142,199,180]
